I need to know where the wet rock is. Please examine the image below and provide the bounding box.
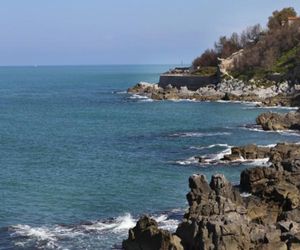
[123,143,300,250]
[127,80,299,106]
[223,144,271,161]
[122,215,183,250]
[256,110,300,131]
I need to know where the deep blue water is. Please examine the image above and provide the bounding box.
[0,65,299,249]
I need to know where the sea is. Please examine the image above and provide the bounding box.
[0,65,298,249]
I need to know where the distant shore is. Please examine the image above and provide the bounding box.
[128,80,300,107]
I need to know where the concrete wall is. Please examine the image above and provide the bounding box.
[158,74,219,91]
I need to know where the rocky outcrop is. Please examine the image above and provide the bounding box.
[128,80,299,107]
[222,144,271,161]
[122,215,183,250]
[256,110,300,131]
[123,143,300,250]
[221,143,300,163]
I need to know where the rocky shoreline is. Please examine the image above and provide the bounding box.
[123,80,300,250]
[128,80,300,107]
[123,142,300,250]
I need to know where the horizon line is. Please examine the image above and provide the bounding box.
[0,63,189,67]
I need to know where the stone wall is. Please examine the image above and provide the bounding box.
[158,74,219,91]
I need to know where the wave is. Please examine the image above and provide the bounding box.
[169,98,200,102]
[170,132,231,138]
[176,144,271,167]
[7,211,182,250]
[189,143,230,150]
[175,156,200,166]
[215,100,262,106]
[257,106,298,110]
[176,146,232,166]
[129,94,154,102]
[245,127,300,137]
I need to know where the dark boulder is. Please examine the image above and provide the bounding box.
[122,216,183,250]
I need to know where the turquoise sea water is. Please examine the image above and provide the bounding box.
[0,65,299,249]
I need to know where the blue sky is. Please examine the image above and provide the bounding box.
[0,0,299,65]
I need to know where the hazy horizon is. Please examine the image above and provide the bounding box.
[1,0,300,66]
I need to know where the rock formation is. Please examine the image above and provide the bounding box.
[127,81,300,107]
[122,215,184,250]
[123,142,300,250]
[256,110,300,131]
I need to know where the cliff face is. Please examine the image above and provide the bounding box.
[219,49,244,77]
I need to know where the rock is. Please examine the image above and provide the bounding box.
[123,142,300,250]
[122,215,184,250]
[256,110,300,131]
[223,144,271,161]
[127,77,300,106]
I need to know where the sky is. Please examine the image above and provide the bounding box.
[0,0,299,66]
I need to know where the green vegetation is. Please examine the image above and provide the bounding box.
[192,7,300,83]
[231,47,300,83]
[192,66,218,77]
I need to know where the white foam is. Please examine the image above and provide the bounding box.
[171,132,231,138]
[176,157,199,165]
[215,100,261,106]
[113,213,136,232]
[176,145,232,166]
[258,144,277,148]
[246,127,300,136]
[169,98,199,102]
[81,213,136,233]
[10,224,81,249]
[240,192,252,198]
[9,212,181,248]
[203,146,232,163]
[258,106,298,110]
[129,94,154,102]
[243,158,271,166]
[151,214,180,232]
[177,144,272,166]
[190,144,230,150]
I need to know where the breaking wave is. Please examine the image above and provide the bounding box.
[176,144,271,167]
[6,211,182,250]
[129,94,154,102]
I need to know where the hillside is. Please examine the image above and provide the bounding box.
[192,7,300,84]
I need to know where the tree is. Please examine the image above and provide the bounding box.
[267,7,297,30]
[192,49,218,68]
[214,34,241,58]
[240,24,262,47]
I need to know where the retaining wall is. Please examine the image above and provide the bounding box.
[158,74,219,91]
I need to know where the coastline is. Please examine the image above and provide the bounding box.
[128,80,300,107]
[123,79,300,250]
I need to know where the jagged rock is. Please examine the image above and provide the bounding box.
[127,80,299,106]
[124,144,300,250]
[122,215,183,250]
[221,143,300,165]
[223,144,271,161]
[177,174,250,250]
[256,110,300,131]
